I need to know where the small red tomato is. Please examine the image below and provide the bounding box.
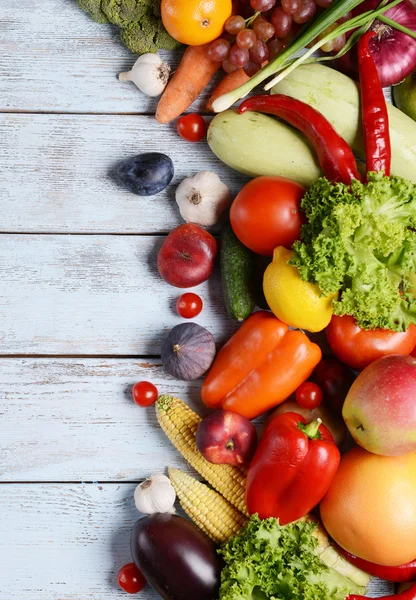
[177,114,207,142]
[296,382,323,410]
[132,381,158,407]
[176,293,203,318]
[117,562,146,594]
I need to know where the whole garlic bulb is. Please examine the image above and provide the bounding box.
[119,54,170,97]
[176,171,231,227]
[134,474,176,514]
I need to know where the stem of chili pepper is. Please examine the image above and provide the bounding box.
[238,95,362,186]
[358,30,391,178]
[347,583,416,600]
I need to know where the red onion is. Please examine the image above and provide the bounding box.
[337,1,416,87]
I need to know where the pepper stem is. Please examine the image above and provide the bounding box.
[298,418,322,440]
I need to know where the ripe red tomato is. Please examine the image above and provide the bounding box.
[176,293,203,318]
[177,114,207,142]
[326,315,416,371]
[230,176,306,256]
[296,382,323,409]
[117,563,146,594]
[132,381,158,407]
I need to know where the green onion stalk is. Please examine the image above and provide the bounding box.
[211,0,405,112]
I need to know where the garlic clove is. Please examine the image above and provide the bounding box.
[119,53,171,98]
[134,473,176,515]
[176,171,232,227]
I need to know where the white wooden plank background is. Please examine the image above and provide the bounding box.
[0,114,249,233]
[0,358,211,482]
[0,0,217,114]
[0,0,396,597]
[0,235,238,355]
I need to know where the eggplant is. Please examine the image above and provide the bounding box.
[131,513,222,600]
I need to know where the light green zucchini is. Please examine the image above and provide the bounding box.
[207,110,322,187]
[272,64,416,183]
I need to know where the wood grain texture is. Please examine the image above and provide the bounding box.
[0,113,249,233]
[0,234,238,355]
[0,0,218,114]
[0,358,211,482]
[0,483,393,599]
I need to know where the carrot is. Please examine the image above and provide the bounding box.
[206,69,250,112]
[156,44,220,124]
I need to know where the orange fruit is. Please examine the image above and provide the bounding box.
[161,0,232,46]
[320,447,416,567]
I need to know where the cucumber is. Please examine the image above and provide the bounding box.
[220,222,256,322]
[208,110,322,187]
[272,64,416,183]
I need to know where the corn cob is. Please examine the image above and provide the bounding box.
[169,468,247,543]
[156,395,248,516]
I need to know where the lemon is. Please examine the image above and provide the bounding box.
[263,246,337,333]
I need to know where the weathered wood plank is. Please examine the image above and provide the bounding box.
[0,113,249,233]
[0,0,217,114]
[0,483,393,599]
[0,483,158,599]
[0,358,211,482]
[0,234,237,355]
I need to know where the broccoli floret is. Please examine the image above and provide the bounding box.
[291,172,416,332]
[77,0,109,23]
[120,11,180,53]
[101,0,149,26]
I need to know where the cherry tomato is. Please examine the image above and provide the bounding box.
[296,382,323,409]
[230,176,306,255]
[326,315,416,371]
[176,293,203,318]
[177,114,207,142]
[117,562,146,594]
[313,358,355,415]
[132,381,158,407]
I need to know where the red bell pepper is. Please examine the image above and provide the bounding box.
[347,583,416,600]
[246,412,340,524]
[337,545,416,583]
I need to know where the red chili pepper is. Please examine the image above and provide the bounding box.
[245,412,340,524]
[358,30,391,177]
[238,95,362,186]
[337,544,416,583]
[347,583,416,600]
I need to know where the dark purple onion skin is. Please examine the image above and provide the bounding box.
[131,514,222,600]
[337,1,416,87]
[161,322,216,381]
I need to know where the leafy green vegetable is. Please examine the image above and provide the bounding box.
[219,515,367,600]
[291,172,416,332]
[76,0,180,53]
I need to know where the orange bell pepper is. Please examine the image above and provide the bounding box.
[201,311,322,420]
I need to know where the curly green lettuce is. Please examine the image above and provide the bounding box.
[219,516,367,600]
[291,172,416,332]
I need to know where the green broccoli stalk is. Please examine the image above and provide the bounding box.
[76,0,181,53]
[101,0,149,26]
[291,172,416,332]
[77,0,109,23]
[120,12,180,53]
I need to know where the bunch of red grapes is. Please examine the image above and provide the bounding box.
[207,0,350,75]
